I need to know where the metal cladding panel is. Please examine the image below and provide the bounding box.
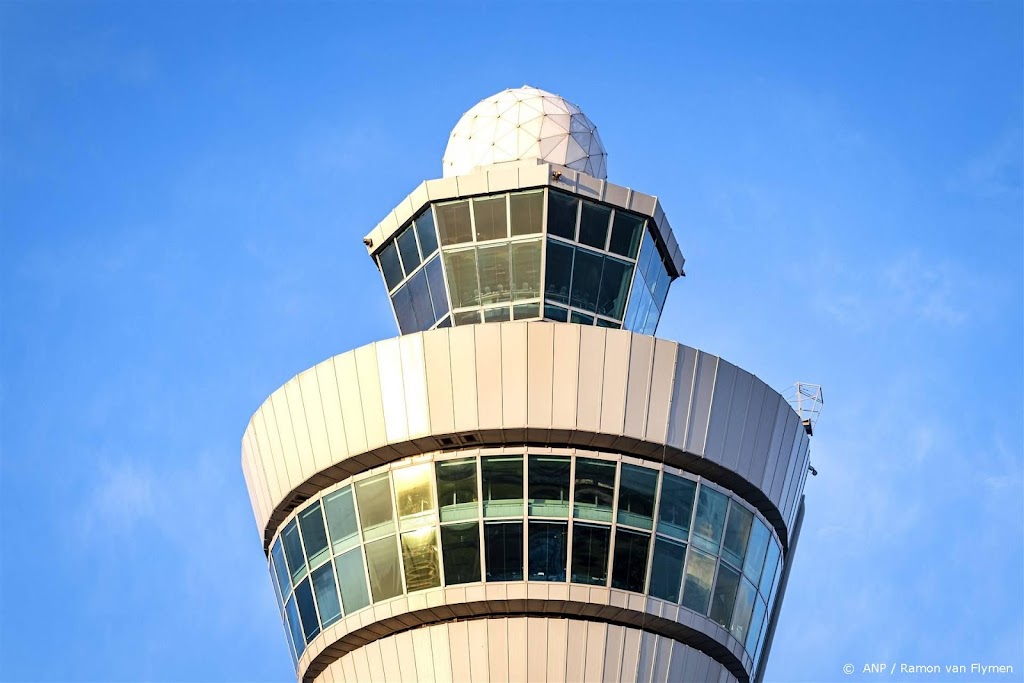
[501,323,529,428]
[259,400,292,501]
[468,613,489,682]
[759,398,791,497]
[600,329,631,436]
[736,379,768,482]
[526,323,555,427]
[350,647,370,682]
[448,326,479,433]
[704,359,737,465]
[269,390,301,490]
[527,617,548,683]
[354,345,388,452]
[785,437,811,528]
[685,352,719,456]
[576,327,607,435]
[624,334,655,441]
[314,362,348,467]
[363,641,385,682]
[721,370,753,474]
[376,338,408,444]
[777,419,804,518]
[508,615,528,683]
[547,617,569,683]
[666,345,698,449]
[585,620,608,681]
[644,339,678,446]
[377,635,401,681]
[769,411,801,505]
[637,629,658,682]
[488,618,510,682]
[251,412,283,516]
[412,628,436,683]
[619,625,643,682]
[242,431,269,525]
[239,447,261,530]
[667,641,687,682]
[565,620,587,683]
[447,621,472,683]
[400,335,431,438]
[423,330,456,435]
[603,624,626,683]
[475,325,504,431]
[333,354,367,456]
[296,370,328,472]
[551,324,581,430]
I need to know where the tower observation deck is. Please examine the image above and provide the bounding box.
[241,86,812,683]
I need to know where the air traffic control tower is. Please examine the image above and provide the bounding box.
[241,86,815,683]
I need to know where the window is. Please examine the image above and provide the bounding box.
[760,541,781,597]
[570,523,610,586]
[578,201,611,250]
[743,518,771,582]
[722,503,753,569]
[528,456,570,517]
[282,519,306,584]
[436,201,472,245]
[355,474,395,541]
[311,563,342,627]
[709,563,740,628]
[609,212,643,259]
[746,597,767,654]
[547,190,578,240]
[691,486,728,554]
[298,502,330,569]
[335,547,370,614]
[424,256,449,321]
[528,521,567,582]
[648,538,686,603]
[364,536,403,602]
[393,463,435,529]
[510,191,543,236]
[284,596,304,656]
[454,310,481,325]
[271,538,291,597]
[545,239,573,304]
[569,247,603,313]
[401,527,441,592]
[323,487,359,554]
[478,244,511,304]
[513,302,540,320]
[397,226,421,274]
[574,458,615,522]
[415,209,438,257]
[473,196,508,241]
[483,306,510,323]
[444,249,480,309]
[611,529,649,593]
[510,240,541,300]
[544,303,568,322]
[730,577,757,644]
[436,458,478,523]
[596,256,633,320]
[681,548,716,615]
[294,578,320,643]
[481,456,523,517]
[484,521,523,581]
[617,464,657,530]
[379,242,404,291]
[440,522,481,585]
[570,311,594,325]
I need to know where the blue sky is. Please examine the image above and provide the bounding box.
[1,2,1021,682]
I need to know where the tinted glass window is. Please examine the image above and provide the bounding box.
[397,226,421,274]
[513,302,540,320]
[483,306,510,322]
[478,244,511,304]
[746,596,767,653]
[722,503,753,568]
[355,474,395,541]
[335,547,370,614]
[574,458,615,522]
[744,519,771,582]
[731,577,757,644]
[424,255,449,321]
[760,541,781,596]
[298,502,330,568]
[436,201,472,245]
[444,249,480,309]
[570,523,610,586]
[596,318,621,329]
[691,487,728,554]
[622,283,650,332]
[510,190,543,236]
[323,487,359,554]
[401,527,441,592]
[415,209,438,257]
[611,529,650,593]
[528,521,567,582]
[637,232,656,280]
[364,536,403,602]
[545,239,573,304]
[440,521,481,585]
[648,538,686,602]
[570,311,594,325]
[392,283,416,334]
[311,562,342,627]
[657,474,696,540]
[484,521,523,581]
[528,456,570,517]
[681,549,716,615]
[379,242,404,291]
[409,269,436,330]
[282,519,306,583]
[544,303,568,322]
[617,464,657,530]
[393,463,435,526]
[453,310,481,326]
[578,201,611,249]
[436,458,478,523]
[710,563,740,628]
[569,247,603,313]
[473,196,507,241]
[596,256,633,320]
[609,212,643,259]
[294,578,320,642]
[285,596,304,656]
[511,240,541,300]
[271,538,291,598]
[547,190,578,240]
[482,456,523,517]
[652,260,671,309]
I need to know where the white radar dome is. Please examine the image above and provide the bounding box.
[442,85,607,180]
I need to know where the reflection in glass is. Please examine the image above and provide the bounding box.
[574,458,615,522]
[596,318,621,329]
[311,562,342,627]
[282,519,306,583]
[569,247,603,313]
[651,256,671,307]
[335,547,370,614]
[481,456,523,517]
[478,244,511,304]
[578,201,611,250]
[379,242,404,291]
[436,201,472,245]
[617,465,657,529]
[746,596,767,653]
[570,311,594,325]
[424,255,449,321]
[436,458,478,522]
[271,538,291,598]
[596,256,633,320]
[571,523,610,586]
[722,503,753,569]
[294,578,320,643]
[444,250,480,309]
[760,541,780,597]
[545,240,573,304]
[355,474,395,541]
[547,190,578,240]
[528,456,570,517]
[544,303,568,322]
[285,596,304,656]
[441,522,481,585]
[709,563,740,628]
[393,463,435,528]
[743,519,771,582]
[528,521,567,582]
[510,191,543,236]
[510,240,541,300]
[473,196,507,241]
[298,502,330,569]
[364,536,403,602]
[397,226,421,274]
[649,538,686,603]
[483,306,510,323]
[609,212,643,259]
[731,577,757,644]
[484,521,523,581]
[324,487,359,554]
[681,548,716,615]
[401,527,441,592]
[454,310,481,326]
[611,529,650,593]
[691,486,728,554]
[622,283,651,332]
[513,302,540,320]
[415,209,438,257]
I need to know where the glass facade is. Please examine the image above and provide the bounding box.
[375,188,675,334]
[267,453,783,667]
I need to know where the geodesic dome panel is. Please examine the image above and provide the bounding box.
[442,86,607,179]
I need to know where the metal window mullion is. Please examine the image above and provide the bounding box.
[387,471,408,595]
[605,458,622,588]
[348,477,376,605]
[477,455,487,582]
[565,454,577,583]
[641,469,664,594]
